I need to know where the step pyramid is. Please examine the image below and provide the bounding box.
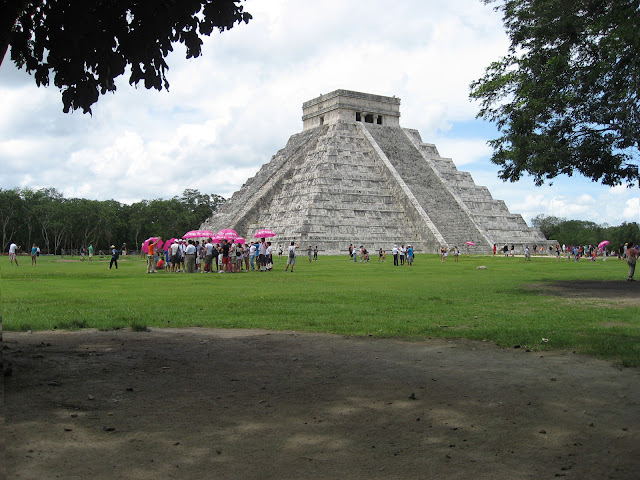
[201,90,549,254]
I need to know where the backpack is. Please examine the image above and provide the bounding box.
[289,248,295,259]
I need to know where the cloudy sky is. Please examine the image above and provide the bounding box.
[1,0,638,226]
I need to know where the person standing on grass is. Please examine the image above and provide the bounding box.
[453,246,459,263]
[626,242,638,282]
[407,245,415,266]
[258,238,267,271]
[524,245,531,261]
[313,246,318,261]
[110,245,119,269]
[31,244,38,265]
[147,239,158,273]
[9,242,19,266]
[286,241,299,272]
[88,244,94,261]
[185,240,197,273]
[392,245,398,266]
[308,245,313,263]
[249,242,257,270]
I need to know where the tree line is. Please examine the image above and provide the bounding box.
[531,215,639,251]
[1,188,225,255]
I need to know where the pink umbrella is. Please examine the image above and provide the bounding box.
[142,237,163,253]
[465,241,475,246]
[234,237,246,245]
[217,229,237,237]
[254,228,276,238]
[164,237,178,251]
[221,231,237,241]
[183,230,214,239]
[598,240,610,249]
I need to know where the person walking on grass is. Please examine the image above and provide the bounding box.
[110,245,119,269]
[313,246,318,261]
[308,245,313,263]
[286,241,299,272]
[626,242,638,282]
[88,244,94,261]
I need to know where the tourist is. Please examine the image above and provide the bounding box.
[146,238,158,273]
[453,246,459,263]
[195,241,202,272]
[235,242,245,272]
[243,243,250,271]
[510,245,515,257]
[249,242,257,270]
[493,244,497,255]
[440,246,447,262]
[80,246,85,261]
[307,245,313,263]
[88,244,94,261]
[379,248,384,262]
[392,245,398,266]
[278,245,283,257]
[353,245,358,263]
[31,244,38,265]
[626,242,638,282]
[109,245,119,269]
[185,239,197,273]
[285,241,299,272]
[266,242,273,270]
[169,241,180,272]
[399,245,406,265]
[407,245,414,266]
[524,245,531,261]
[349,243,354,259]
[221,239,231,272]
[503,244,509,257]
[203,238,214,273]
[178,240,187,272]
[121,243,127,258]
[313,246,318,261]
[258,238,267,271]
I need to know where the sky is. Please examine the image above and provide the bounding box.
[1,0,638,227]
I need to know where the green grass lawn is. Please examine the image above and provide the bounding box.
[2,253,639,366]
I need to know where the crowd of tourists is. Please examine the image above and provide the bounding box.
[144,237,287,274]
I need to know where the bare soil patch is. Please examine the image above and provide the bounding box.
[3,327,639,479]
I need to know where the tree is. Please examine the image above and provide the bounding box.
[4,0,252,113]
[470,0,640,187]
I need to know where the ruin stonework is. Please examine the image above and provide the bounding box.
[201,90,549,254]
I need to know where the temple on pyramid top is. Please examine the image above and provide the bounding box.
[302,90,401,130]
[201,89,551,254]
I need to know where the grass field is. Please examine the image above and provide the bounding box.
[2,252,639,366]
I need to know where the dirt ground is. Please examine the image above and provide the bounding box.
[3,281,640,480]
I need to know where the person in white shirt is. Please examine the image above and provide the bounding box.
[9,242,19,266]
[203,239,215,273]
[285,241,299,272]
[265,242,273,271]
[392,245,399,266]
[185,240,197,273]
[249,243,257,270]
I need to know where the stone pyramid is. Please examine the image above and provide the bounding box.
[201,90,549,254]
